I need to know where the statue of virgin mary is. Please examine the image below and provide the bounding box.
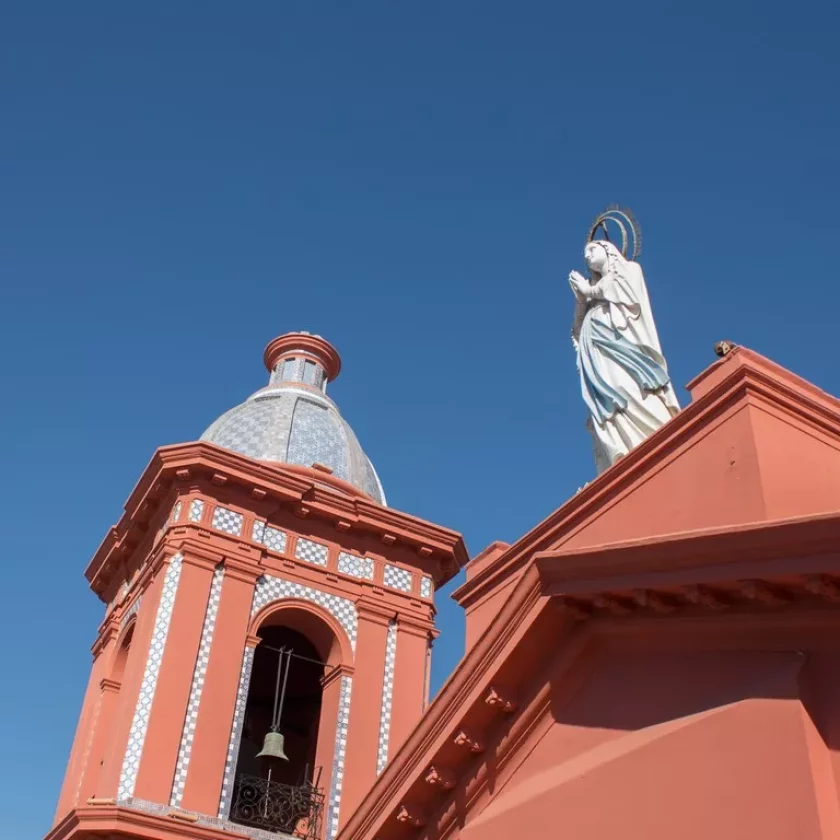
[570,217,679,473]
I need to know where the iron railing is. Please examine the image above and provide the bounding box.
[230,773,325,840]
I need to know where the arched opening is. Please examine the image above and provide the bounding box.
[231,604,349,839]
[237,626,324,787]
[111,624,134,683]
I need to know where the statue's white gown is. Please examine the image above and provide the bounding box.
[575,257,679,473]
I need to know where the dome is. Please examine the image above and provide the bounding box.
[200,333,386,506]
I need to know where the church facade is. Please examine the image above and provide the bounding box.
[47,332,840,840]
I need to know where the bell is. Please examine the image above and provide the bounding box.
[257,730,289,761]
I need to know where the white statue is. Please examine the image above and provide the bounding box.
[569,209,679,473]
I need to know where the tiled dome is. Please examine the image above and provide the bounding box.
[201,333,386,506]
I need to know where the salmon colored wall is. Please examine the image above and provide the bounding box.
[749,403,840,519]
[559,404,765,551]
[463,576,517,653]
[454,633,840,840]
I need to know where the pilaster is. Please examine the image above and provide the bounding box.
[389,614,435,757]
[178,557,260,815]
[96,564,166,797]
[341,599,392,817]
[132,550,218,803]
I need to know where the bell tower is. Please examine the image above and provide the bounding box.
[49,333,468,840]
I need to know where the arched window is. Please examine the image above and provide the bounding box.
[230,605,349,840]
[236,626,324,788]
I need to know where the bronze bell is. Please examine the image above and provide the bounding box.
[257,730,289,761]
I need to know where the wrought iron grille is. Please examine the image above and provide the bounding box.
[230,773,325,840]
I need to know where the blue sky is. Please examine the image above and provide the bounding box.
[2,2,839,837]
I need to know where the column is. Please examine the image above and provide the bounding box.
[132,550,217,803]
[179,558,259,815]
[340,600,391,818]
[96,565,167,797]
[388,615,433,757]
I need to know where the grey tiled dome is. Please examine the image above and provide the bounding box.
[200,334,386,506]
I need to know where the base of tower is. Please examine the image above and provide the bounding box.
[47,803,300,840]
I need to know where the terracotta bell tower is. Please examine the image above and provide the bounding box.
[49,332,468,840]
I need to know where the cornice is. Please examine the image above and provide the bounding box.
[396,612,436,638]
[535,510,840,596]
[356,598,398,626]
[453,348,840,610]
[86,442,468,596]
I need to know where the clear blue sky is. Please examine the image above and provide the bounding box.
[2,2,839,837]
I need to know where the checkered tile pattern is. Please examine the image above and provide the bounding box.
[171,501,182,522]
[383,564,413,593]
[375,620,398,775]
[337,551,374,580]
[188,499,204,522]
[295,537,328,566]
[264,525,287,553]
[217,645,255,819]
[251,520,265,543]
[117,554,183,800]
[120,595,143,630]
[251,574,358,649]
[170,566,225,807]
[326,675,353,840]
[211,506,243,536]
[420,576,433,600]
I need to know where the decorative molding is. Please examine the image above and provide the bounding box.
[633,589,676,613]
[485,687,516,713]
[396,804,425,827]
[593,594,633,615]
[117,554,183,800]
[376,620,398,775]
[682,585,728,609]
[805,575,840,602]
[170,565,225,807]
[738,579,791,605]
[425,765,456,789]
[453,729,483,753]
